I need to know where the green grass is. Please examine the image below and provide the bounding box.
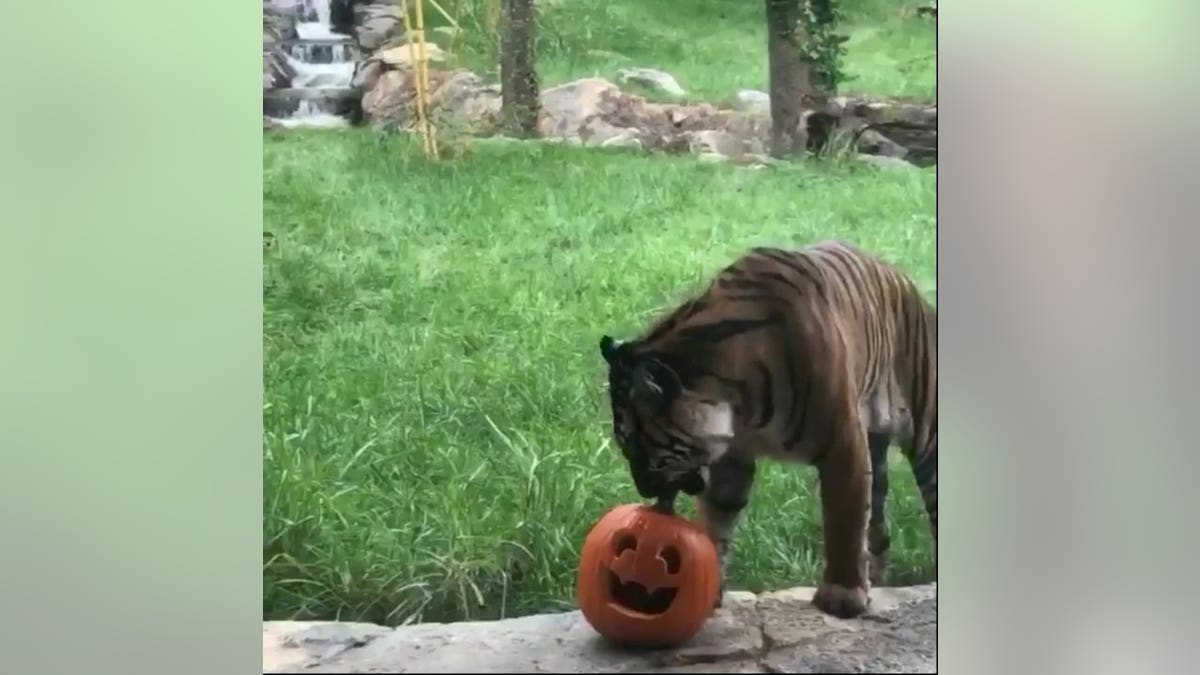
[437,0,936,102]
[263,132,937,625]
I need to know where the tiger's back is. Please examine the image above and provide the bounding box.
[633,239,935,463]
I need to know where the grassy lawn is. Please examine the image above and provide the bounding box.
[263,133,937,625]
[440,0,936,102]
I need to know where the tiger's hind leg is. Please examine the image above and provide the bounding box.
[867,431,893,585]
[903,436,938,566]
[696,450,756,610]
[812,422,872,619]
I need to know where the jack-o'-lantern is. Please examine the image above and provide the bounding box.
[576,503,720,647]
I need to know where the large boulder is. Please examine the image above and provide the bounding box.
[354,3,402,52]
[362,68,501,134]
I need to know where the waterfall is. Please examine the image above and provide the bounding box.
[267,0,361,128]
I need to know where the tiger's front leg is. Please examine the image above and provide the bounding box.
[695,450,756,610]
[813,426,873,619]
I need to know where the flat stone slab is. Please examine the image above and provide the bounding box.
[263,584,936,673]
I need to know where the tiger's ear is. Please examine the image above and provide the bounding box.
[630,358,681,409]
[599,335,621,364]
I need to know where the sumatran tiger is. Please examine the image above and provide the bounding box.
[598,239,936,619]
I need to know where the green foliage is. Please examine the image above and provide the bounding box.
[437,0,933,101]
[799,0,853,93]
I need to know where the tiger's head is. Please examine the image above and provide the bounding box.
[599,335,734,500]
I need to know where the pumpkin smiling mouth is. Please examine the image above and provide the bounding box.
[607,570,678,614]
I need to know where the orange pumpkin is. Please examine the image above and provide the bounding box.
[576,503,720,647]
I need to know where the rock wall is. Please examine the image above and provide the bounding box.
[264,584,936,673]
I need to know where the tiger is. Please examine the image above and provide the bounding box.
[598,239,936,619]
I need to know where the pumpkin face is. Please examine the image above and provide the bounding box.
[576,503,720,647]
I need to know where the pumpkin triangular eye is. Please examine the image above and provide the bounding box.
[612,531,637,556]
[657,546,681,574]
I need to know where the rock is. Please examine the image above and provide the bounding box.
[362,68,501,133]
[266,0,305,19]
[762,594,936,673]
[263,584,937,673]
[734,89,770,113]
[351,59,383,91]
[759,585,935,648]
[687,129,743,158]
[824,96,937,165]
[263,4,296,91]
[378,42,448,67]
[617,67,687,98]
[361,70,410,121]
[263,621,393,673]
[356,6,401,52]
[658,591,761,666]
[579,117,629,146]
[433,70,502,132]
[856,128,911,159]
[856,154,919,170]
[538,78,625,138]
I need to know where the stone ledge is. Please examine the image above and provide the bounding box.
[263,584,936,673]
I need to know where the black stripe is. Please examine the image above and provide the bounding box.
[754,249,832,307]
[754,359,774,429]
[725,293,788,304]
[817,246,863,297]
[677,316,780,343]
[777,343,799,438]
[787,377,812,449]
[719,277,767,291]
[759,271,808,296]
[681,298,709,321]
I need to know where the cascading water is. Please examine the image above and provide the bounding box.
[266,0,361,128]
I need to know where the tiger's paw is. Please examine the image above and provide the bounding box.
[813,582,870,619]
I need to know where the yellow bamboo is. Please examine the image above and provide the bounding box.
[414,0,439,157]
[398,0,437,158]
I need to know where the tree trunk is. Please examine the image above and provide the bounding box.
[500,0,539,138]
[765,0,815,157]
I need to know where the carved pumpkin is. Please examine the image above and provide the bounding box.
[576,503,720,647]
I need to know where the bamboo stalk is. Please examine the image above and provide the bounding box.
[399,0,437,158]
[414,0,439,157]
